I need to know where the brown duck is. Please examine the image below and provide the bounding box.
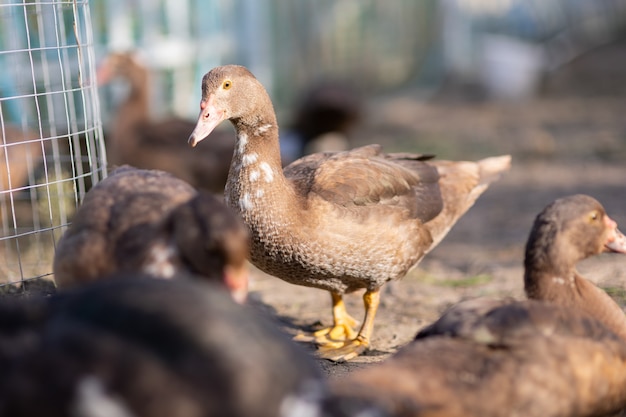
[332,299,626,417]
[98,52,235,194]
[281,79,362,163]
[0,125,44,233]
[53,166,249,302]
[329,195,626,416]
[0,277,332,417]
[188,65,511,361]
[0,125,42,193]
[524,194,626,339]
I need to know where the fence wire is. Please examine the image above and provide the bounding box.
[0,0,107,288]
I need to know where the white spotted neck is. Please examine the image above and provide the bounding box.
[224,124,299,230]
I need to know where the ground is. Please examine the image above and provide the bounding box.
[248,90,626,378]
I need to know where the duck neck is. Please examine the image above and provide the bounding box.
[119,72,150,124]
[110,68,150,162]
[225,116,297,227]
[524,237,579,300]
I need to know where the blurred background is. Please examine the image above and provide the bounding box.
[1,0,626,286]
[89,0,626,162]
[87,0,626,121]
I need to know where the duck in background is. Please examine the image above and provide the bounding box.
[0,125,43,194]
[328,195,626,417]
[280,79,362,165]
[331,299,626,417]
[97,52,235,194]
[187,64,511,361]
[524,194,626,339]
[53,165,249,303]
[0,125,43,233]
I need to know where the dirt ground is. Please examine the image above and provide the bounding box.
[247,90,626,378]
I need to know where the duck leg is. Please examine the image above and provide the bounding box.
[317,289,380,362]
[294,291,359,346]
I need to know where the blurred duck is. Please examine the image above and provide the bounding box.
[0,125,42,193]
[98,52,235,194]
[329,195,626,417]
[331,299,626,417]
[0,277,341,417]
[524,194,626,339]
[187,64,511,361]
[280,79,362,164]
[0,125,43,232]
[53,166,249,303]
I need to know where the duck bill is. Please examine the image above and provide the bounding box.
[606,228,626,254]
[604,214,626,253]
[188,96,226,147]
[223,264,249,304]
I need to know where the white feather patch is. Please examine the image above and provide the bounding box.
[72,376,136,417]
[260,162,274,183]
[279,379,325,417]
[237,133,248,154]
[239,193,253,210]
[256,123,273,135]
[249,170,261,182]
[144,244,176,278]
[242,152,259,166]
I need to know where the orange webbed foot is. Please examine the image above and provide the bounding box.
[316,337,369,362]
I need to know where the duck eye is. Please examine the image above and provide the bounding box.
[223,80,232,90]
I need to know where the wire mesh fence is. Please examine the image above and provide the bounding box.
[0,0,107,288]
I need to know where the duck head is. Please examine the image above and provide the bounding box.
[525,194,626,278]
[189,65,275,147]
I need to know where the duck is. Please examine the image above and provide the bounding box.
[524,194,626,340]
[53,165,250,302]
[187,64,511,361]
[330,299,626,417]
[98,52,235,194]
[327,195,626,417]
[280,79,362,164]
[0,125,44,233]
[0,276,338,417]
[0,125,42,193]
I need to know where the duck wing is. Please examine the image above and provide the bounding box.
[284,144,443,223]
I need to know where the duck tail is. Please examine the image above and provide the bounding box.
[478,155,512,186]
